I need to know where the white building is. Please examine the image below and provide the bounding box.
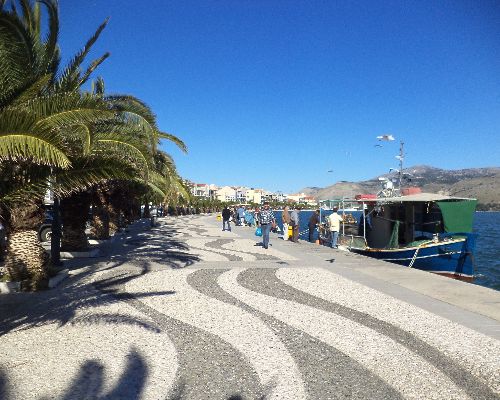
[286,192,317,205]
[235,186,248,203]
[216,186,237,202]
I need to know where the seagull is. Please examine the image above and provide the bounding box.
[377,134,395,141]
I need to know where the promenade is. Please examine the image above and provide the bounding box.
[1,214,499,400]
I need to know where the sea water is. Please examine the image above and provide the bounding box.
[274,210,500,291]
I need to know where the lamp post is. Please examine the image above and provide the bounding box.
[50,177,63,267]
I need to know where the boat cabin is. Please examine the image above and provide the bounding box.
[361,193,477,249]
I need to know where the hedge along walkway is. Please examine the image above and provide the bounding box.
[0,214,499,400]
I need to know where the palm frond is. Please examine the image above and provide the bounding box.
[141,179,166,201]
[56,17,108,91]
[9,73,51,105]
[0,134,70,167]
[92,76,105,96]
[93,139,150,175]
[105,94,157,126]
[0,158,135,204]
[78,52,109,87]
[38,0,59,72]
[19,0,33,31]
[0,10,38,101]
[34,108,115,134]
[159,131,187,153]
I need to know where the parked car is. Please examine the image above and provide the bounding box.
[38,209,54,242]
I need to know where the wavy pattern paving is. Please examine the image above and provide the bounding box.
[8,215,499,399]
[125,269,306,399]
[219,269,469,400]
[187,269,402,400]
[0,299,178,400]
[277,268,500,396]
[239,268,498,400]
[117,266,500,399]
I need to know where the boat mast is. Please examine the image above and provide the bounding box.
[398,141,404,189]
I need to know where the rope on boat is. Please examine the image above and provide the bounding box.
[408,246,421,268]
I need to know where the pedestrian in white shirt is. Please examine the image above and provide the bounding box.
[326,208,343,248]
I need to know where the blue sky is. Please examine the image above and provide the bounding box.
[57,0,499,193]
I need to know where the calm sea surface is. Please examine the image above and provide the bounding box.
[274,210,500,291]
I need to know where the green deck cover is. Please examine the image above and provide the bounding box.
[436,200,477,233]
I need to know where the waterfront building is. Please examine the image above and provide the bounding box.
[243,189,262,204]
[216,186,237,202]
[287,192,318,206]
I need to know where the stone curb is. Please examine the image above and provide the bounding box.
[48,269,69,288]
[60,248,100,259]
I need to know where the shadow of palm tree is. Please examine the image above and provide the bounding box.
[0,219,200,336]
[0,217,277,400]
[1,356,274,400]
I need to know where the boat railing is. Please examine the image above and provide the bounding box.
[338,234,367,250]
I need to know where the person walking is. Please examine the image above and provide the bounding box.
[258,202,276,249]
[237,206,245,226]
[308,209,320,242]
[327,208,343,248]
[290,207,300,242]
[253,207,260,227]
[222,206,231,231]
[282,206,291,240]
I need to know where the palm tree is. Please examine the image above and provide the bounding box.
[70,94,188,245]
[0,0,111,288]
[1,1,188,287]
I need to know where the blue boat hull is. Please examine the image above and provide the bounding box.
[349,234,477,278]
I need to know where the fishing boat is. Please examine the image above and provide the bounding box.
[323,141,478,280]
[341,192,477,279]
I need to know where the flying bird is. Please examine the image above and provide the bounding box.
[327,170,333,173]
[374,144,383,147]
[377,134,395,141]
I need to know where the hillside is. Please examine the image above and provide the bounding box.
[299,165,500,210]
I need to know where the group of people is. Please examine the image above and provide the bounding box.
[221,205,260,232]
[221,203,275,249]
[281,205,300,242]
[221,204,344,250]
[304,208,343,248]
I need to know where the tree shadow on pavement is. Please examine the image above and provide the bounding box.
[0,349,149,400]
[0,217,273,399]
[0,360,274,400]
[0,220,200,336]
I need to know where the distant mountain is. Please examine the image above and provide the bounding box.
[298,187,321,194]
[298,165,500,210]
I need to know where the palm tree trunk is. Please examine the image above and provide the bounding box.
[61,191,91,251]
[143,200,150,218]
[2,202,48,290]
[91,188,110,240]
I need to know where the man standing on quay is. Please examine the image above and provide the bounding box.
[258,202,276,249]
[222,206,231,231]
[327,208,343,248]
[290,207,300,243]
[308,209,320,242]
[282,205,291,240]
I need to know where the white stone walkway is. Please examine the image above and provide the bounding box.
[0,214,499,399]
